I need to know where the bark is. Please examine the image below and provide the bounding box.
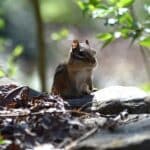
[31,0,46,91]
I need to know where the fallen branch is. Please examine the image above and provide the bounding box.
[64,127,98,150]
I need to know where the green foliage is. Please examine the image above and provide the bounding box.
[97,33,113,41]
[7,45,24,77]
[0,18,5,30]
[40,0,84,24]
[118,12,133,27]
[116,0,134,8]
[0,45,24,78]
[0,68,5,78]
[140,83,150,93]
[51,28,69,41]
[97,33,114,47]
[12,45,24,57]
[139,37,150,48]
[77,0,150,48]
[0,38,6,52]
[0,136,5,145]
[144,4,150,16]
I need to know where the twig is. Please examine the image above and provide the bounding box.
[78,100,106,112]
[0,109,59,118]
[64,127,98,150]
[78,101,93,111]
[67,110,90,116]
[57,138,72,149]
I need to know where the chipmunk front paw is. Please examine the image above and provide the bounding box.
[81,83,91,95]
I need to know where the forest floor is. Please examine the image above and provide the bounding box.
[0,78,150,150]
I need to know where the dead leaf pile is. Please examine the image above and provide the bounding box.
[0,85,85,150]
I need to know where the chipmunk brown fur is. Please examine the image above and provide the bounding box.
[51,40,97,98]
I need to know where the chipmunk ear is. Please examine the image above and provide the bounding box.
[72,40,80,52]
[85,40,89,45]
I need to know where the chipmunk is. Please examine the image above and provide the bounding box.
[51,40,97,99]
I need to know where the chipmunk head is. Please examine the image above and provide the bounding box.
[69,40,96,68]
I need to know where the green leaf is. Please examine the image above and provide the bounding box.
[0,18,5,30]
[77,1,95,13]
[7,58,16,77]
[0,140,5,145]
[77,1,86,10]
[60,28,69,37]
[5,45,23,77]
[108,0,118,4]
[0,136,6,144]
[119,12,133,27]
[92,6,115,18]
[0,69,5,78]
[119,28,132,38]
[89,0,101,6]
[117,0,134,8]
[139,37,150,48]
[12,45,23,57]
[88,4,95,11]
[51,28,69,41]
[97,33,114,48]
[140,82,150,93]
[97,33,113,41]
[102,37,114,48]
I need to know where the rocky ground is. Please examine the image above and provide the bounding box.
[0,78,150,150]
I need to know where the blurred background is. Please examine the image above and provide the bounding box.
[0,0,149,92]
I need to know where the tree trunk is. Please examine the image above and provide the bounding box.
[31,0,46,91]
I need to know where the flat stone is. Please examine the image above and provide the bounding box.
[74,114,150,150]
[67,86,149,114]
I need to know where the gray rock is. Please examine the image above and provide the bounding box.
[67,86,149,114]
[74,114,150,150]
[0,78,149,114]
